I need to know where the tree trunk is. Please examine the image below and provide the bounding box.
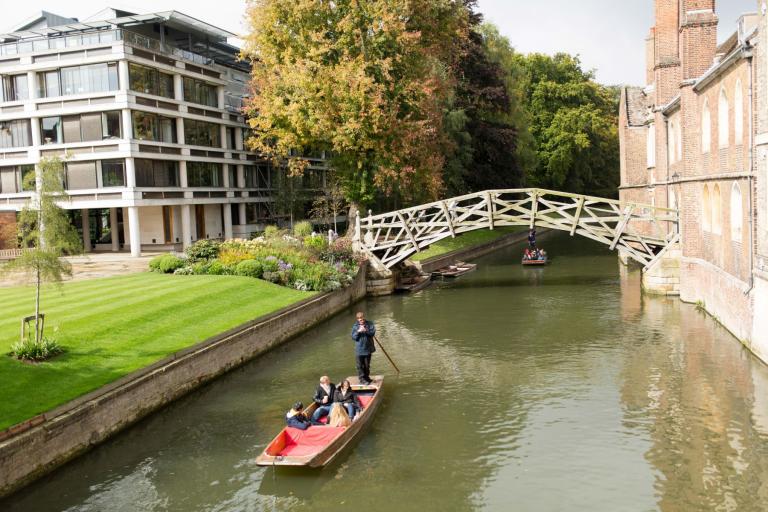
[346,203,360,238]
[35,267,41,344]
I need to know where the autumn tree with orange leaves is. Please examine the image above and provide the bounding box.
[242,0,468,211]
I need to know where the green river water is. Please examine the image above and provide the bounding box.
[4,232,768,511]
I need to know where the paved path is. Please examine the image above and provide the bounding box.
[0,252,161,288]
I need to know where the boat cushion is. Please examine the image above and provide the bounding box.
[278,426,346,456]
[358,395,374,409]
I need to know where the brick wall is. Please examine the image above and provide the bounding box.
[0,213,17,249]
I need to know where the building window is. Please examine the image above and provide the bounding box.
[646,124,655,168]
[60,63,118,96]
[712,183,722,235]
[1,74,29,102]
[41,117,63,144]
[102,111,121,139]
[0,165,34,193]
[184,119,220,147]
[128,63,174,99]
[730,182,742,242]
[0,119,32,148]
[244,165,257,188]
[703,185,711,231]
[702,99,711,154]
[734,80,743,146]
[718,88,729,149]
[182,77,218,107]
[101,159,125,187]
[135,159,179,187]
[132,111,177,143]
[187,161,223,187]
[65,161,98,190]
[226,127,236,150]
[37,70,61,98]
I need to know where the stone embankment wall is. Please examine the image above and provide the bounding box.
[0,267,367,498]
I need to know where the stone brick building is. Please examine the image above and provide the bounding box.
[619,0,768,362]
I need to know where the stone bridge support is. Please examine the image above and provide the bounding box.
[640,243,681,295]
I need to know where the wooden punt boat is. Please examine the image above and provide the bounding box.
[522,256,548,266]
[255,375,384,468]
[396,274,432,293]
[432,262,477,278]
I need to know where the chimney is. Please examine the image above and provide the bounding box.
[654,0,682,104]
[679,0,718,80]
[646,28,656,86]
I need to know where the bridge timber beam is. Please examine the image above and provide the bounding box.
[352,188,679,269]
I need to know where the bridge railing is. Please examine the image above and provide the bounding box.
[354,188,679,270]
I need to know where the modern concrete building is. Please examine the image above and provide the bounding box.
[619,0,768,362]
[0,9,328,255]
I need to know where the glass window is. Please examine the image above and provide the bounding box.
[135,159,180,187]
[37,70,61,98]
[187,161,223,187]
[20,165,35,191]
[2,75,28,101]
[80,113,102,141]
[184,119,220,147]
[128,63,174,98]
[41,117,63,144]
[244,166,256,188]
[132,111,176,143]
[0,167,19,193]
[102,111,121,139]
[183,77,218,107]
[33,39,49,52]
[66,161,98,190]
[60,63,119,96]
[101,159,125,187]
[227,165,236,188]
[0,119,32,148]
[226,127,236,149]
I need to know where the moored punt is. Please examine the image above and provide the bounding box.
[256,376,383,468]
[432,262,477,278]
[396,274,432,293]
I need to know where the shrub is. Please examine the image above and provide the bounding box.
[174,266,195,275]
[293,221,313,238]
[261,255,279,273]
[264,225,280,239]
[11,336,63,361]
[191,261,210,275]
[262,271,281,283]
[206,260,235,275]
[149,254,185,274]
[218,247,253,266]
[235,259,263,278]
[186,240,221,262]
[304,234,328,253]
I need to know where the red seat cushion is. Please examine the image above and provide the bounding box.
[278,426,346,456]
[358,395,374,409]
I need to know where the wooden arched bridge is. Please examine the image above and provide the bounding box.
[352,188,679,272]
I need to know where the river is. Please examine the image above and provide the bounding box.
[4,232,768,512]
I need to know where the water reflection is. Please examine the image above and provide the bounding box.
[3,233,768,511]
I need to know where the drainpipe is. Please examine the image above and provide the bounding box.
[745,45,755,294]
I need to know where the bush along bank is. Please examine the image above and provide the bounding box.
[149,229,362,293]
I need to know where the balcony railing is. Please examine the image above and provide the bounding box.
[0,28,216,68]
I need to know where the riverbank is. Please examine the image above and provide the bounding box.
[411,226,524,262]
[0,268,366,498]
[0,273,314,431]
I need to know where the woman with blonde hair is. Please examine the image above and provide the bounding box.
[328,402,352,427]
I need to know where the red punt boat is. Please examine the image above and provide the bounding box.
[255,375,383,467]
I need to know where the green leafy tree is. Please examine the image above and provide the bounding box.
[242,0,468,212]
[3,157,81,346]
[309,175,347,233]
[511,52,620,197]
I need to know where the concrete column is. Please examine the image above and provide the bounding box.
[30,117,41,147]
[26,70,37,100]
[173,74,184,101]
[127,206,141,257]
[217,86,225,109]
[125,157,136,187]
[236,164,245,188]
[223,203,232,240]
[238,203,247,227]
[118,60,130,91]
[220,124,228,149]
[235,127,244,150]
[222,164,230,188]
[181,204,192,249]
[81,209,91,252]
[179,161,188,188]
[176,117,185,145]
[109,208,119,252]
[121,108,133,139]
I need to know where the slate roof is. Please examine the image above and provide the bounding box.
[624,87,649,127]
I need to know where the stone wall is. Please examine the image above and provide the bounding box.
[0,266,368,498]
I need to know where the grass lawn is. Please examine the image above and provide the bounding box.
[411,226,525,262]
[0,273,314,430]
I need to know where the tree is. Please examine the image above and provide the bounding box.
[3,157,81,350]
[511,53,620,197]
[309,176,347,233]
[242,0,469,211]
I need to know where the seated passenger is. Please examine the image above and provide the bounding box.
[328,403,352,427]
[286,401,310,430]
[334,379,362,420]
[311,375,336,424]
[539,249,547,258]
[524,248,531,260]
